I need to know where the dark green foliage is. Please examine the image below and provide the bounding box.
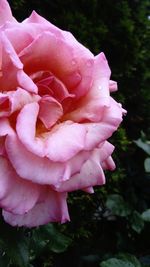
[1,0,150,266]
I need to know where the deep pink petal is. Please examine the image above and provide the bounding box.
[0,156,40,214]
[39,96,63,129]
[2,188,70,227]
[5,133,69,186]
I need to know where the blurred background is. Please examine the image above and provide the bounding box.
[0,0,150,266]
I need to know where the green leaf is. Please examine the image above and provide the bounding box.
[106,194,131,217]
[141,209,150,222]
[0,218,29,267]
[134,139,150,155]
[100,254,141,267]
[144,158,150,172]
[0,253,11,267]
[130,211,144,233]
[118,253,141,267]
[33,224,72,253]
[100,258,135,267]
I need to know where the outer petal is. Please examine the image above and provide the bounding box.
[0,33,37,93]
[56,153,105,192]
[0,156,40,214]
[0,0,16,26]
[5,133,69,186]
[2,188,70,227]
[55,141,114,192]
[19,31,94,98]
[109,80,118,92]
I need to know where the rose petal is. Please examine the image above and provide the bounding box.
[109,80,118,92]
[5,133,69,186]
[19,31,94,98]
[0,156,40,214]
[56,152,105,192]
[55,141,114,192]
[16,102,45,156]
[0,117,14,136]
[0,88,40,117]
[63,53,111,122]
[39,96,63,129]
[0,33,37,93]
[0,0,16,26]
[45,121,86,162]
[2,188,70,227]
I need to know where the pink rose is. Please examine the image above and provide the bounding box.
[0,0,126,227]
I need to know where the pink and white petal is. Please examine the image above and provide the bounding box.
[19,31,93,98]
[16,102,45,157]
[39,96,63,129]
[5,133,68,186]
[0,33,37,93]
[2,189,70,227]
[55,153,105,192]
[0,156,40,215]
[45,121,86,162]
[0,0,16,26]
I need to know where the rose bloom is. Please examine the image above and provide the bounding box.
[0,0,126,227]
